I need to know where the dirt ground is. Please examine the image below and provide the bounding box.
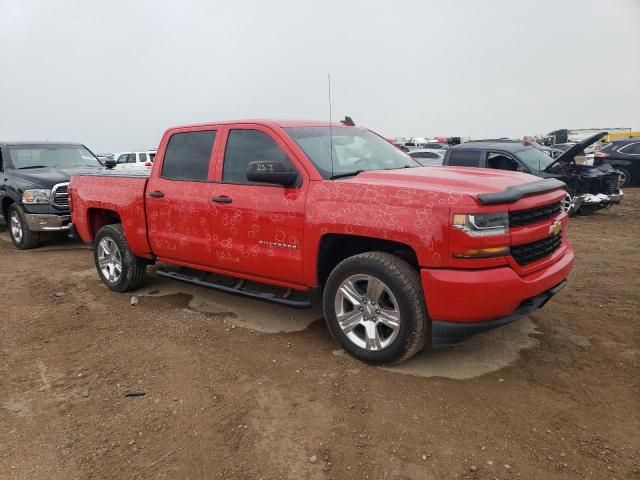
[1,191,639,480]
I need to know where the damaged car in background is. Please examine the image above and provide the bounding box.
[442,132,623,215]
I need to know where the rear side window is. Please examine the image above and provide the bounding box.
[161,131,216,181]
[222,129,295,184]
[411,152,439,159]
[448,150,481,167]
[138,153,147,163]
[621,142,640,154]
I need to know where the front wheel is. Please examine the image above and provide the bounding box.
[561,192,578,217]
[323,252,428,365]
[94,224,146,292]
[8,204,40,249]
[616,167,632,188]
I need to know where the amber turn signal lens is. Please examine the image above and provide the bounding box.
[452,246,510,259]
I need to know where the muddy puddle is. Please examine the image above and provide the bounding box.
[382,319,540,379]
[75,263,541,378]
[134,271,324,333]
[333,318,541,379]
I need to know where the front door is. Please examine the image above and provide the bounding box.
[209,126,306,285]
[146,129,218,266]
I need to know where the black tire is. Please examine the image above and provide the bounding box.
[616,167,632,188]
[94,223,146,292]
[8,204,40,250]
[323,251,429,365]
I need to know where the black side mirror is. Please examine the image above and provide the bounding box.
[105,158,116,169]
[246,161,298,187]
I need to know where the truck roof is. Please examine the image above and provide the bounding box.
[0,141,84,146]
[166,119,349,130]
[450,141,530,152]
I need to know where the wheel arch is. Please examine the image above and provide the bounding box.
[1,194,18,221]
[87,208,122,240]
[316,233,419,287]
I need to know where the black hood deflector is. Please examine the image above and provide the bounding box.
[476,178,566,205]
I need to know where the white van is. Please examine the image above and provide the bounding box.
[113,151,157,170]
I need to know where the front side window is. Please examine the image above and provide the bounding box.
[117,153,135,164]
[223,129,296,184]
[286,127,418,179]
[7,144,101,169]
[161,130,216,181]
[515,147,555,171]
[448,149,481,167]
[487,152,526,172]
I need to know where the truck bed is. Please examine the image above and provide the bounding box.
[69,171,152,257]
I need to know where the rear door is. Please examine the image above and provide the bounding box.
[209,125,307,285]
[146,128,218,266]
[446,149,483,167]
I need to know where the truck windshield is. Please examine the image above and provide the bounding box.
[516,147,556,172]
[8,144,101,169]
[286,127,419,179]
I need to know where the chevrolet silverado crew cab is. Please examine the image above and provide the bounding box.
[0,142,102,249]
[69,120,574,364]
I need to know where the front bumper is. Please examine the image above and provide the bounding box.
[431,282,566,345]
[24,213,72,231]
[579,190,624,205]
[421,245,574,342]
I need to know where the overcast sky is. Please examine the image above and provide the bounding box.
[1,0,638,152]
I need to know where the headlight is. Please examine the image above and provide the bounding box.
[22,189,51,204]
[452,212,509,236]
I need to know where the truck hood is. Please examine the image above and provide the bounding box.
[544,131,607,171]
[11,166,102,189]
[341,166,549,202]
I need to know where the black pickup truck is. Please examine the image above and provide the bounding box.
[0,142,102,249]
[441,132,623,215]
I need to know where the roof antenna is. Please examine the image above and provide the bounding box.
[328,73,334,179]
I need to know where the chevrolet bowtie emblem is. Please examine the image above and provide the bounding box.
[549,220,562,235]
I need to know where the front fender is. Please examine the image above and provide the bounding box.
[303,181,453,284]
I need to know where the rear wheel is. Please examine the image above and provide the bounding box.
[8,204,40,249]
[94,224,146,292]
[323,252,428,365]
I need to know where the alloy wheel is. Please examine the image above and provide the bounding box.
[334,274,401,351]
[10,211,23,244]
[561,193,575,215]
[618,170,627,188]
[97,237,123,283]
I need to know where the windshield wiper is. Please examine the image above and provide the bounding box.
[17,165,48,170]
[383,165,417,170]
[330,170,364,180]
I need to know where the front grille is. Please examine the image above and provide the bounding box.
[509,201,561,227]
[51,183,69,207]
[511,234,562,266]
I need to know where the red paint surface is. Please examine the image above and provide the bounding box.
[69,120,574,324]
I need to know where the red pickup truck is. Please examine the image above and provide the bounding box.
[69,120,574,364]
